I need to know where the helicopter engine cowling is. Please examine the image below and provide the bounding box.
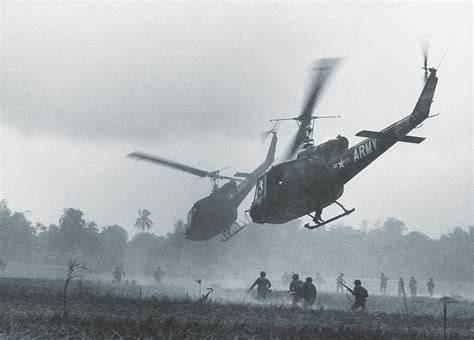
[297,135,349,162]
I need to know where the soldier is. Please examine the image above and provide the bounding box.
[427,278,435,297]
[314,272,327,289]
[0,258,7,271]
[281,271,294,287]
[289,273,305,306]
[249,271,272,300]
[351,279,369,311]
[113,266,122,283]
[336,273,345,293]
[380,273,389,295]
[303,277,317,308]
[280,271,289,286]
[398,277,405,297]
[409,276,417,297]
[154,266,164,284]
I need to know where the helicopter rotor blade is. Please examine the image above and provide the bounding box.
[210,166,230,174]
[285,58,342,159]
[128,151,242,181]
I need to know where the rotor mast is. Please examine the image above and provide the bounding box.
[271,58,342,160]
[271,115,340,150]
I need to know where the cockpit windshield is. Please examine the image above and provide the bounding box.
[254,176,265,201]
[187,203,199,225]
[187,209,193,225]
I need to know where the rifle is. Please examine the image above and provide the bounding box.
[339,281,353,293]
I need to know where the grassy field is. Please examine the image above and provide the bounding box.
[0,277,473,338]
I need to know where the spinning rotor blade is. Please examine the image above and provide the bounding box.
[285,58,341,159]
[128,151,241,181]
[300,58,341,124]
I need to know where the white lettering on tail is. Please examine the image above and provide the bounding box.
[354,139,378,162]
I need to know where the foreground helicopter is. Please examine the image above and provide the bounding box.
[128,131,277,241]
[249,51,439,229]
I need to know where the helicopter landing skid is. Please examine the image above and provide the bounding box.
[304,202,355,230]
[221,222,246,242]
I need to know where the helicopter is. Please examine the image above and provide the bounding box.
[249,50,439,229]
[128,130,277,241]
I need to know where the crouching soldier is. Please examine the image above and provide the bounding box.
[351,279,369,311]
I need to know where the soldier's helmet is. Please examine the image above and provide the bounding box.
[354,279,362,285]
[305,277,312,282]
[292,273,299,280]
[260,271,266,277]
[340,273,344,276]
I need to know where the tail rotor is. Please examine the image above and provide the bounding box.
[260,122,280,143]
[420,34,430,82]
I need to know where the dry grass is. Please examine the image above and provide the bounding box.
[0,277,472,339]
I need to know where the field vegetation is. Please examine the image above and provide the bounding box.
[0,277,472,338]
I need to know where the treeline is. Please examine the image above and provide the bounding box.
[0,200,472,283]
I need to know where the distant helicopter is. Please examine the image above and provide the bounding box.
[128,131,277,241]
[249,50,439,229]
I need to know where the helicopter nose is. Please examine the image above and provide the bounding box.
[184,224,195,238]
[249,204,264,224]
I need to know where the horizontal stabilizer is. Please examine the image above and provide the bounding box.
[355,130,384,139]
[399,135,425,144]
[355,130,425,144]
[234,172,252,178]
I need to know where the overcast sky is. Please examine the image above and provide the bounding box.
[1,1,472,238]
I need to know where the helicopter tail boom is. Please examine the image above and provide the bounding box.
[231,131,278,206]
[330,68,438,184]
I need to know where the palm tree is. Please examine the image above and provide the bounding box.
[59,208,86,229]
[86,220,98,232]
[135,209,153,233]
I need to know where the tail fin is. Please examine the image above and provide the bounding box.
[411,69,438,119]
[231,132,277,206]
[265,131,278,164]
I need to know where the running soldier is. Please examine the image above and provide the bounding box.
[351,279,369,311]
[249,271,272,300]
[409,276,417,297]
[314,272,327,289]
[427,278,435,297]
[336,273,345,293]
[289,273,305,306]
[398,277,405,297]
[303,277,317,308]
[113,266,123,283]
[380,273,389,295]
[153,266,164,284]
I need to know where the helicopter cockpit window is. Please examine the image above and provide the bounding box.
[266,165,284,192]
[187,209,193,225]
[188,203,199,224]
[254,177,265,201]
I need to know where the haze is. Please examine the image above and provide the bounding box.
[1,2,472,238]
